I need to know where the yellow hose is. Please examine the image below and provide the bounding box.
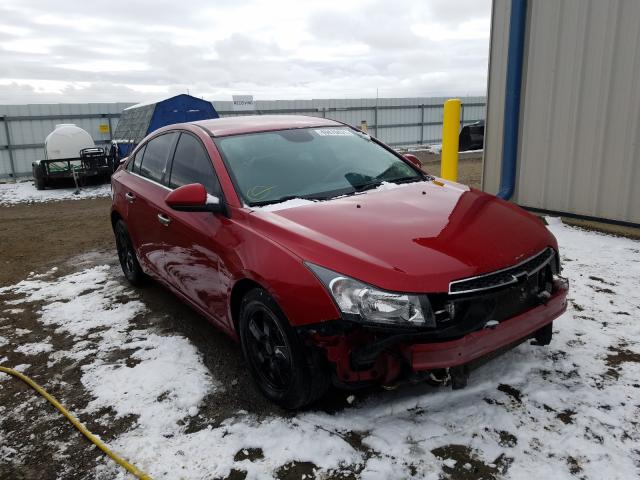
[0,366,152,480]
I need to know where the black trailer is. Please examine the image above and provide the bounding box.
[32,147,116,190]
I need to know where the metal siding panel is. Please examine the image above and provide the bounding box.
[482,0,511,194]
[521,0,639,223]
[594,0,640,221]
[0,151,11,176]
[488,0,640,223]
[516,0,563,207]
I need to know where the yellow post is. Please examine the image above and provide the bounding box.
[440,98,461,181]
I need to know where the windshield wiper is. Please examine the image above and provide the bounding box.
[389,176,423,184]
[351,180,384,193]
[350,176,421,194]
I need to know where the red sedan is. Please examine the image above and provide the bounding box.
[111,115,568,408]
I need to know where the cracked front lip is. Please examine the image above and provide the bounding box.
[403,279,568,371]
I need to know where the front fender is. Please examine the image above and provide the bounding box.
[226,211,340,329]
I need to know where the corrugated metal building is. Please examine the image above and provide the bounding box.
[484,0,640,226]
[1,96,485,178]
[0,103,133,178]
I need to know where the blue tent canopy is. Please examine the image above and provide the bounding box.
[112,94,219,158]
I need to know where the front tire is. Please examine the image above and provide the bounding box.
[114,219,146,286]
[238,288,329,409]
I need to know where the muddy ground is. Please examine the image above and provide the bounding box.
[411,151,483,190]
[0,198,113,286]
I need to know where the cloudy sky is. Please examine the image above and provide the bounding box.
[0,0,491,104]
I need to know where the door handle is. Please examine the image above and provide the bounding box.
[157,213,171,227]
[125,192,136,203]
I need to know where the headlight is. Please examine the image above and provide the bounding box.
[306,263,435,328]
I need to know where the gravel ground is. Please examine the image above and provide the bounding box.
[1,175,639,480]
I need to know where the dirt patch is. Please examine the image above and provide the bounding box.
[420,158,482,189]
[431,444,512,479]
[557,409,576,425]
[496,430,518,448]
[219,469,247,480]
[605,345,640,380]
[497,384,522,404]
[589,285,616,294]
[233,448,265,462]
[276,461,318,480]
[0,198,113,286]
[566,455,582,475]
[404,150,483,189]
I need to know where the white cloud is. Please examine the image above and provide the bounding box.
[0,0,491,104]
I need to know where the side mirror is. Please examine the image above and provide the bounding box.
[403,153,422,169]
[165,183,223,213]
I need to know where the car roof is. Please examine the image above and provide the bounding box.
[192,115,344,137]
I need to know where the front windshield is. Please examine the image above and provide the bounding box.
[214,127,424,206]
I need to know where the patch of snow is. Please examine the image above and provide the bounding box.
[82,333,215,434]
[15,341,53,356]
[3,308,25,314]
[0,181,111,206]
[253,198,317,212]
[427,144,442,155]
[0,266,144,338]
[0,335,7,348]
[253,180,434,212]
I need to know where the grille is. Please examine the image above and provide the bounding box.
[449,248,555,295]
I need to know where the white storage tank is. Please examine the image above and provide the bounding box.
[44,124,95,160]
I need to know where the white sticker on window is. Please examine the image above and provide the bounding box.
[314,128,354,136]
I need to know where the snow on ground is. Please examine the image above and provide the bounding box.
[1,218,639,479]
[0,181,111,206]
[14,340,53,356]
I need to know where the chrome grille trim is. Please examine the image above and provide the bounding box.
[448,248,555,295]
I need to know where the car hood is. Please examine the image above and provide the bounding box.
[247,180,558,293]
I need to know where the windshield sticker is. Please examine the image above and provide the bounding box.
[314,128,354,136]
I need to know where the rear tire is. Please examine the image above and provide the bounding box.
[238,288,329,409]
[114,219,146,286]
[532,321,553,346]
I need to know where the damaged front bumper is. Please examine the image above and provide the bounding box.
[301,277,569,387]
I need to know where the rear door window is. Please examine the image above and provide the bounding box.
[138,133,177,184]
[127,144,146,173]
[168,133,220,195]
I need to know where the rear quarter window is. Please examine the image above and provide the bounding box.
[127,144,146,173]
[138,133,176,184]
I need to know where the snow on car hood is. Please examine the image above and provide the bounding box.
[249,179,557,293]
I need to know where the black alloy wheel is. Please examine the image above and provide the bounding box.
[245,305,293,392]
[238,288,329,409]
